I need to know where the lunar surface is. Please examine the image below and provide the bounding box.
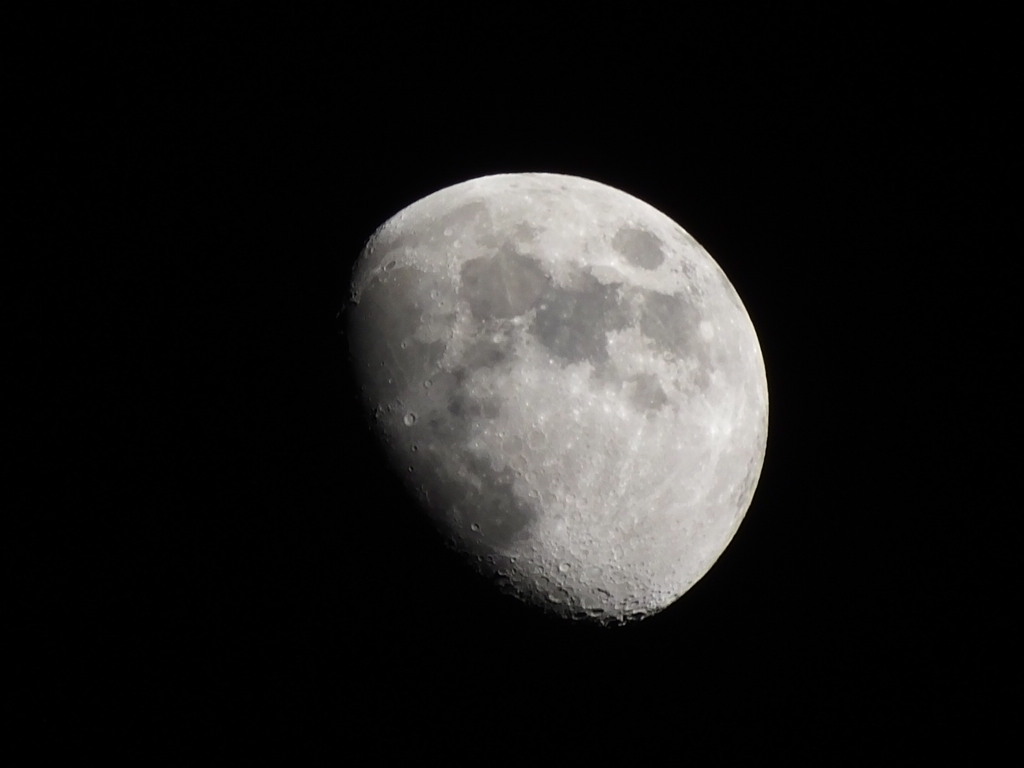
[344,173,768,624]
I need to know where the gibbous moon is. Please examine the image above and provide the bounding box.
[344,173,768,624]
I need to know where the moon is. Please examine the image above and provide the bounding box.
[344,173,768,624]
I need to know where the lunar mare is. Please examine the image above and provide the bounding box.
[344,173,768,623]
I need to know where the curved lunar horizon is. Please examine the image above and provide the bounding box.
[344,173,768,624]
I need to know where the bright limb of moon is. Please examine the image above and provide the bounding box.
[344,173,768,624]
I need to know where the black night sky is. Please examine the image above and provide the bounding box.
[17,7,1014,762]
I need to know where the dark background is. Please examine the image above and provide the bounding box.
[17,6,1014,762]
